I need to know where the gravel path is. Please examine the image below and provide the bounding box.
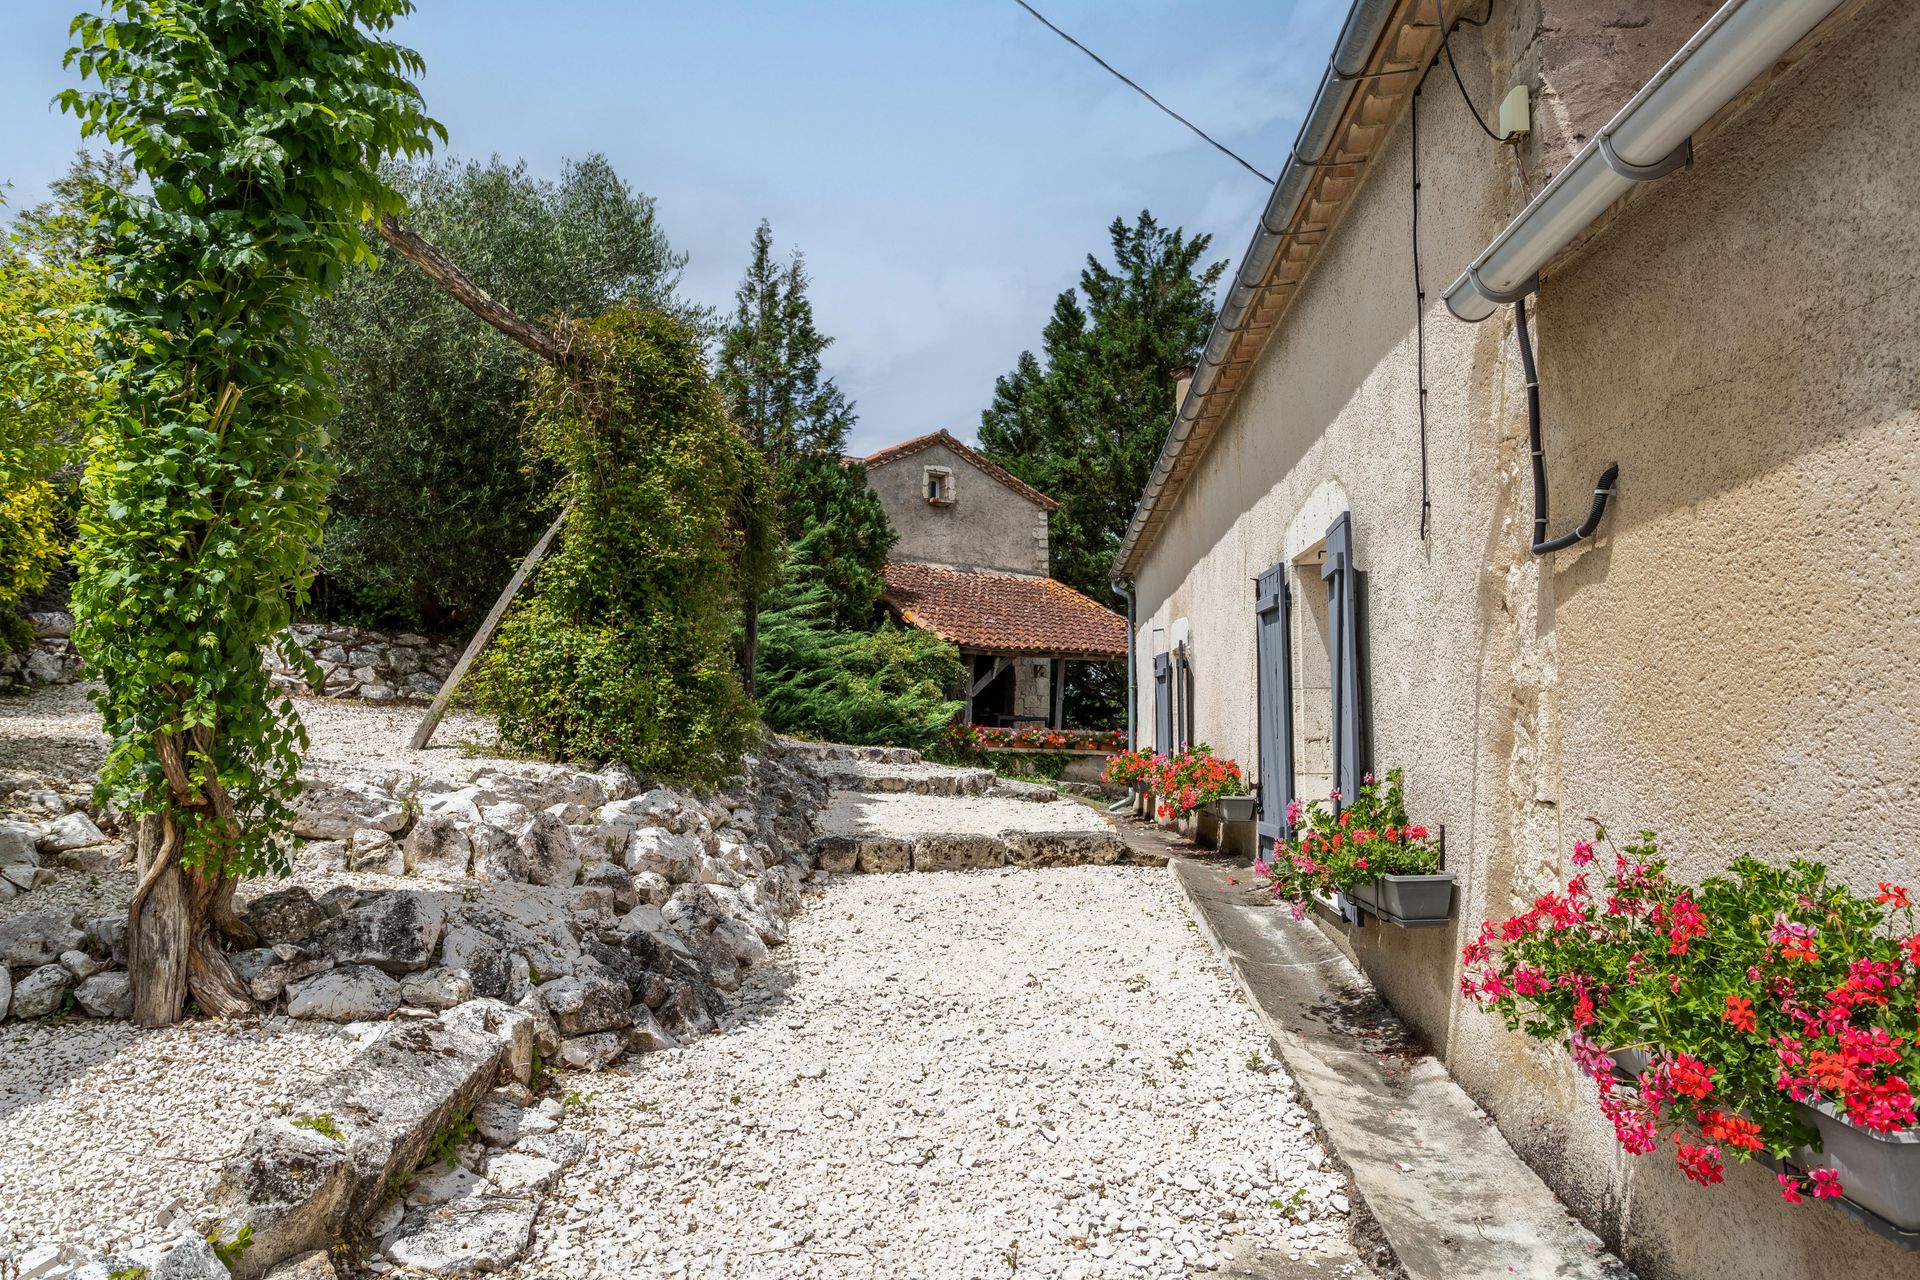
[502,866,1363,1280]
[0,1015,365,1255]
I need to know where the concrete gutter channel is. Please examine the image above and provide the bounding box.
[1167,851,1635,1280]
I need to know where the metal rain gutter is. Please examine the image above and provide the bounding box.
[1443,0,1848,321]
[1113,0,1400,573]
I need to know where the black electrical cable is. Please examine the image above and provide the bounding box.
[1434,0,1508,141]
[1412,87,1431,541]
[1514,295,1619,554]
[1010,0,1274,184]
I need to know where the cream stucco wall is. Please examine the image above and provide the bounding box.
[867,441,1050,576]
[1130,3,1920,1278]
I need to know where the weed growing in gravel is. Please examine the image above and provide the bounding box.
[728,1094,742,1105]
[207,1225,253,1270]
[291,1113,343,1141]
[1123,974,1150,992]
[1245,1052,1268,1072]
[108,1268,148,1280]
[428,1111,478,1168]
[562,1090,600,1112]
[1003,1238,1020,1271]
[1168,1047,1193,1070]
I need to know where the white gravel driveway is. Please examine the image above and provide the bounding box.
[505,866,1362,1280]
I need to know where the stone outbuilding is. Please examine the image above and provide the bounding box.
[860,430,1124,726]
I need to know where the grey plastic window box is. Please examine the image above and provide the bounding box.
[1347,873,1456,928]
[1202,795,1257,824]
[1796,1099,1920,1232]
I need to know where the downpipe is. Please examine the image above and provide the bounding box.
[1107,577,1137,814]
[1515,296,1618,554]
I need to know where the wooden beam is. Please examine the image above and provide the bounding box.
[373,215,575,369]
[1051,658,1066,728]
[409,506,569,751]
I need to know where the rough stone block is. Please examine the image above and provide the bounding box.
[912,834,1008,872]
[854,837,913,874]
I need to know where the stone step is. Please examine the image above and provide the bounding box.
[807,791,1164,874]
[772,738,924,765]
[809,759,998,796]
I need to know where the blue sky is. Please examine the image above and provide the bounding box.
[1,0,1345,455]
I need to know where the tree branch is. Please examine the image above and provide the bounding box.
[373,214,574,368]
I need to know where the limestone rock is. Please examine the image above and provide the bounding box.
[9,963,71,1018]
[439,997,535,1086]
[514,990,562,1059]
[625,1006,678,1055]
[384,1190,538,1275]
[74,970,132,1019]
[483,1151,560,1196]
[437,923,512,1000]
[466,823,520,882]
[0,910,85,967]
[403,816,472,881]
[0,821,40,866]
[621,825,701,883]
[285,965,401,1021]
[401,967,475,1011]
[245,887,333,947]
[515,812,580,889]
[292,781,409,840]
[0,965,10,1019]
[261,1252,337,1280]
[559,1031,624,1070]
[36,811,106,853]
[471,1093,554,1147]
[306,891,445,973]
[579,862,638,912]
[535,973,631,1037]
[345,828,403,876]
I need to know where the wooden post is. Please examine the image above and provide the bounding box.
[1051,657,1066,728]
[409,506,569,751]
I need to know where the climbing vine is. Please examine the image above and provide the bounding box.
[470,304,780,787]
[60,0,442,1024]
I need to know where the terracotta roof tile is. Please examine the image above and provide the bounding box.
[863,430,1058,511]
[883,562,1126,660]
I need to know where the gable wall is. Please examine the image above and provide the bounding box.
[868,441,1050,577]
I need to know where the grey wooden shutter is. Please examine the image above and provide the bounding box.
[1322,512,1368,805]
[1153,653,1173,752]
[1173,645,1191,747]
[1254,564,1293,851]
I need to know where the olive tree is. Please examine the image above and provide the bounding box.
[61,0,442,1026]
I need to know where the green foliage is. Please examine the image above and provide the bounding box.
[290,1112,343,1141]
[0,154,125,626]
[470,305,777,786]
[783,453,894,628]
[428,1108,478,1168]
[755,565,963,752]
[978,212,1222,725]
[207,1224,252,1271]
[309,153,688,631]
[717,220,855,484]
[60,0,443,878]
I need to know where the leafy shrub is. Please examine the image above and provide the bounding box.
[470,305,776,787]
[755,571,963,753]
[310,154,689,632]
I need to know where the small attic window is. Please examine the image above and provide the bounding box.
[925,466,954,506]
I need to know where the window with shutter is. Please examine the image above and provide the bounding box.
[1255,564,1293,851]
[1320,512,1369,806]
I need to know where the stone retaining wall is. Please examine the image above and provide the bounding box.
[0,613,460,703]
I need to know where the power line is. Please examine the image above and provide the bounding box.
[1010,0,1274,185]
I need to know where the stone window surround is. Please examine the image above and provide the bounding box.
[923,465,955,506]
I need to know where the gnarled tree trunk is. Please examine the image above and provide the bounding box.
[127,731,257,1026]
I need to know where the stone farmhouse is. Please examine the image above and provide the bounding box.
[1114,0,1918,1277]
[859,429,1125,727]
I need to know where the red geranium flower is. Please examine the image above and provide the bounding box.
[1723,995,1758,1034]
